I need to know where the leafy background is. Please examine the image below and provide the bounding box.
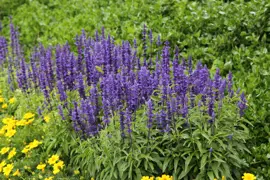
[0,0,270,178]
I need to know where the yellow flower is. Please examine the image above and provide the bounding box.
[22,139,42,153]
[0,147,10,154]
[5,129,16,138]
[17,119,34,126]
[0,160,6,172]
[91,178,94,180]
[2,103,8,109]
[16,119,28,126]
[141,176,154,180]
[54,160,64,169]
[48,154,59,165]
[0,97,4,103]
[222,176,226,180]
[9,98,15,104]
[2,117,14,125]
[13,169,21,176]
[157,174,173,180]
[22,146,30,154]
[28,139,42,149]
[37,163,46,172]
[52,160,64,174]
[242,173,256,180]
[23,112,35,120]
[45,176,54,180]
[3,163,13,177]
[8,148,16,159]
[74,169,80,175]
[25,119,34,125]
[44,115,50,123]
[0,127,6,136]
[53,166,60,174]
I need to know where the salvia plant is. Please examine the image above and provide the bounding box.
[0,20,251,180]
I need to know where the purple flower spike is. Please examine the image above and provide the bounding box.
[157,35,161,47]
[119,111,125,137]
[149,29,153,45]
[58,105,65,120]
[208,111,215,124]
[188,56,192,74]
[77,73,86,99]
[214,68,221,100]
[238,92,247,117]
[57,80,67,102]
[219,79,226,100]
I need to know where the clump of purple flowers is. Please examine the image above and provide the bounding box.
[0,22,248,138]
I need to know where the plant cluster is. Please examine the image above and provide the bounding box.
[0,18,254,179]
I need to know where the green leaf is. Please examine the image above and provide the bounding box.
[178,164,195,179]
[95,66,104,74]
[207,171,215,180]
[195,141,202,155]
[174,157,180,173]
[162,158,171,172]
[211,162,220,178]
[184,153,193,173]
[200,154,208,170]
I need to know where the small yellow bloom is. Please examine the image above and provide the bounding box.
[23,112,35,120]
[74,169,80,175]
[54,160,64,169]
[242,173,256,180]
[222,176,226,180]
[52,160,64,174]
[0,127,6,136]
[5,129,16,138]
[8,148,16,159]
[0,97,4,103]
[157,174,173,180]
[48,154,59,165]
[9,98,15,104]
[0,147,10,154]
[0,160,6,172]
[2,117,14,125]
[2,103,8,109]
[53,166,60,174]
[45,176,54,180]
[3,163,13,177]
[16,120,28,126]
[25,119,34,125]
[91,178,94,180]
[13,169,21,176]
[141,176,155,180]
[28,139,42,149]
[36,163,46,172]
[22,147,30,154]
[44,115,50,123]
[22,139,42,153]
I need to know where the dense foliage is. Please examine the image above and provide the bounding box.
[0,0,269,179]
